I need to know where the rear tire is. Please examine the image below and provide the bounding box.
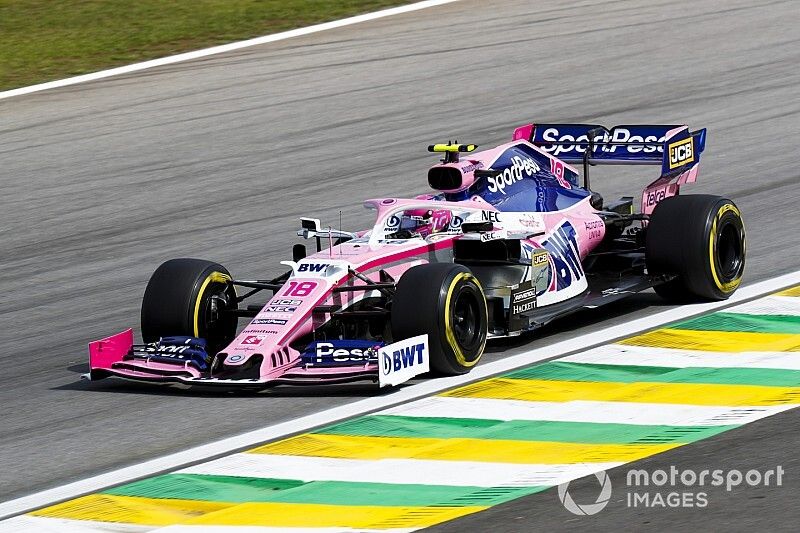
[646,195,745,301]
[141,258,238,353]
[391,263,488,375]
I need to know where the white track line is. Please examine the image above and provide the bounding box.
[180,453,624,488]
[379,396,797,426]
[562,344,800,370]
[2,516,149,533]
[1,270,798,519]
[0,0,461,101]
[725,295,800,316]
[3,517,413,533]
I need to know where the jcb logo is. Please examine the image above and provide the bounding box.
[532,250,549,267]
[668,137,694,169]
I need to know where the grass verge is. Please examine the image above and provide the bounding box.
[0,0,411,91]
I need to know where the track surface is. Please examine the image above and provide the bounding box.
[0,0,798,527]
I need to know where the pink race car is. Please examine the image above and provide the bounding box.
[86,122,746,389]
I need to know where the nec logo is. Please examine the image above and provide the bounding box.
[298,263,326,273]
[382,342,426,375]
[668,137,694,169]
[264,306,297,313]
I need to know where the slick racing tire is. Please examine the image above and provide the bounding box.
[391,263,488,376]
[646,195,746,301]
[141,258,238,353]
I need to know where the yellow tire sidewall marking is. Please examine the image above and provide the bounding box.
[444,272,487,368]
[193,271,232,338]
[708,203,743,294]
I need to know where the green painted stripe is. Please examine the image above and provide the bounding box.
[506,361,800,387]
[103,473,547,507]
[316,415,736,444]
[669,312,800,334]
[104,474,303,502]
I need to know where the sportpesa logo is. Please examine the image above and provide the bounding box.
[315,342,374,363]
[540,127,666,156]
[487,156,541,194]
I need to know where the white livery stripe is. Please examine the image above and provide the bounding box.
[561,344,800,370]
[179,453,623,488]
[725,295,800,316]
[379,396,797,426]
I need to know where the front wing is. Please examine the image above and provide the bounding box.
[85,330,430,389]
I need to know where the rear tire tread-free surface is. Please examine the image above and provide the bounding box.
[647,194,746,301]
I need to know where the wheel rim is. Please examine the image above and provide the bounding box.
[716,220,744,281]
[198,282,236,348]
[451,286,482,353]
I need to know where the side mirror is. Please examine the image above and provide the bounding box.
[300,217,322,232]
[292,244,307,262]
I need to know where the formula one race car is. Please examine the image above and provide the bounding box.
[86,122,746,388]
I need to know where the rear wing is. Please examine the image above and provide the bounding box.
[513,123,705,179]
[512,123,707,214]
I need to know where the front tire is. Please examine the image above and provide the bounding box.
[646,195,746,301]
[391,263,488,375]
[141,258,238,353]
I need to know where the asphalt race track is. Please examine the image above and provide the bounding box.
[1,0,798,528]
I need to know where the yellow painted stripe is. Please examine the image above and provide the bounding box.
[248,433,678,464]
[188,501,484,528]
[31,493,484,528]
[777,286,800,297]
[31,494,228,526]
[441,377,800,406]
[619,328,800,352]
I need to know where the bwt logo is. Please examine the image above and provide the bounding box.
[542,222,583,289]
[298,263,327,273]
[382,342,426,375]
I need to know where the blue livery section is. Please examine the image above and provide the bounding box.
[131,336,209,370]
[467,143,590,212]
[302,340,381,367]
[541,221,584,290]
[661,127,706,177]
